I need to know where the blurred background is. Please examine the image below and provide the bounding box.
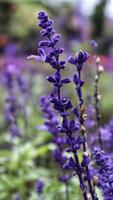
[0,0,113,119]
[0,1,113,199]
[1,0,113,59]
[1,0,113,54]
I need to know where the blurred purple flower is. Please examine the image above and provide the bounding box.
[93,147,113,199]
[35,179,44,194]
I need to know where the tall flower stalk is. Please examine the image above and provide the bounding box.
[28,11,98,200]
[94,57,104,149]
[3,65,21,138]
[68,51,97,200]
[90,40,104,149]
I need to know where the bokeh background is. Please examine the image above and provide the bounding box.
[0,0,113,120]
[0,0,113,200]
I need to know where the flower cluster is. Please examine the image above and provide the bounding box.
[93,148,113,200]
[3,63,35,138]
[100,118,113,152]
[38,95,71,185]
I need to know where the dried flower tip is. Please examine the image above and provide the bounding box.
[83,113,87,120]
[27,55,42,61]
[92,176,99,185]
[95,75,98,81]
[80,105,86,113]
[96,57,100,65]
[98,65,104,73]
[83,151,89,156]
[87,194,92,200]
[97,94,101,100]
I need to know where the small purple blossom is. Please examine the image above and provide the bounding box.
[38,95,59,135]
[68,50,89,70]
[58,174,72,183]
[35,179,44,194]
[53,148,67,166]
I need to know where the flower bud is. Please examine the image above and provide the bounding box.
[98,65,104,73]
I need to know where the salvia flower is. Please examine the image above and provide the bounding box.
[31,11,98,200]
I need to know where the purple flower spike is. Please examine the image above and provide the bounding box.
[30,11,99,200]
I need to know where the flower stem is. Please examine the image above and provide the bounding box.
[65,182,70,200]
[77,69,97,200]
[94,58,103,149]
[57,77,88,200]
